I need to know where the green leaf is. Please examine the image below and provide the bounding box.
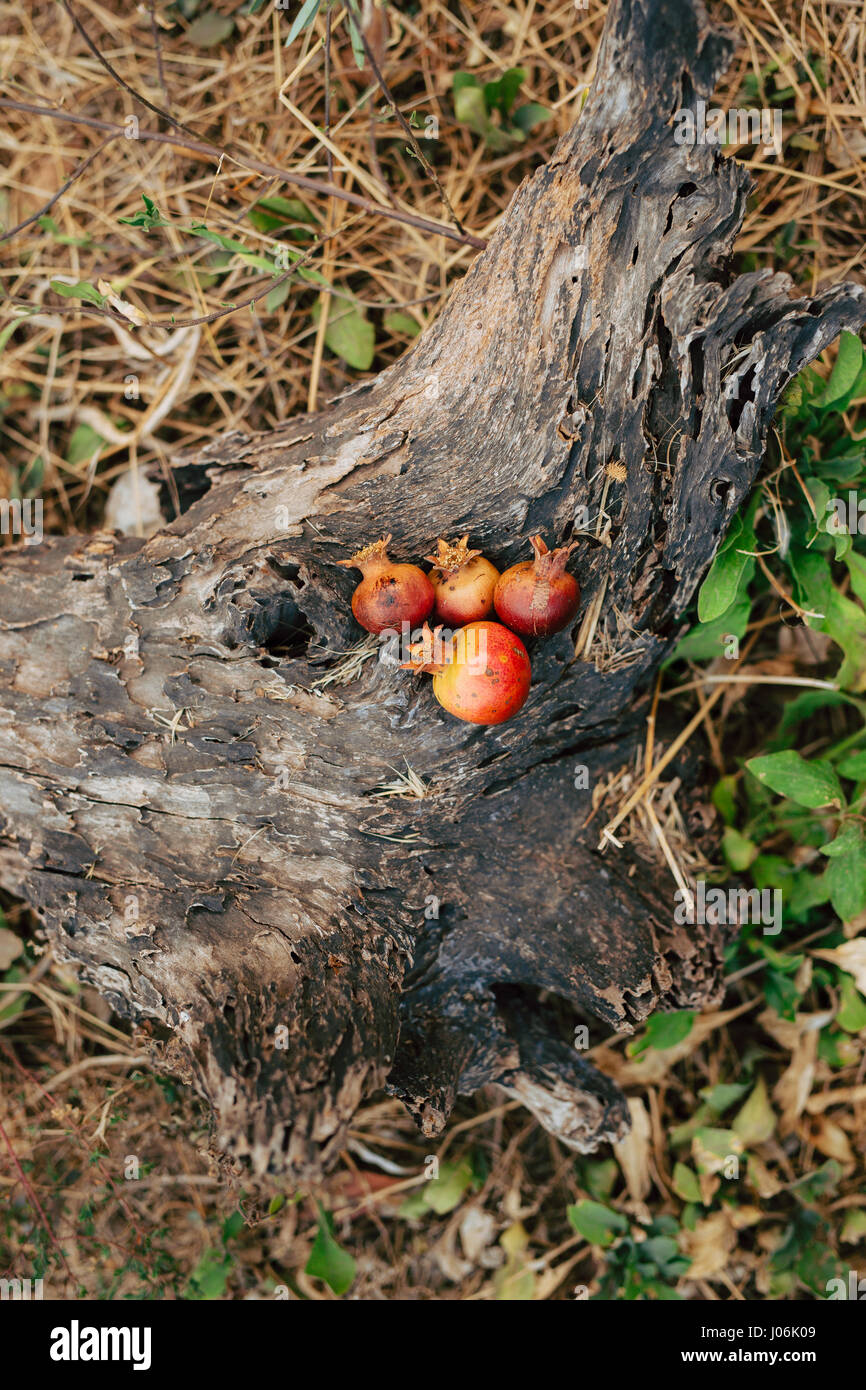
[305,1208,356,1295]
[566,1199,628,1247]
[313,301,375,370]
[691,1127,743,1174]
[646,1010,695,1051]
[187,1246,232,1300]
[582,1157,618,1200]
[485,67,526,117]
[191,224,277,273]
[788,545,831,619]
[698,534,748,622]
[823,827,866,921]
[50,279,105,307]
[669,598,751,664]
[222,1209,245,1242]
[185,10,235,46]
[383,309,421,338]
[698,1082,749,1115]
[511,103,551,134]
[793,1161,842,1206]
[344,7,366,68]
[451,71,479,94]
[837,750,866,781]
[265,279,292,313]
[697,503,758,622]
[421,1160,474,1215]
[711,775,738,826]
[841,1209,866,1243]
[672,1163,702,1203]
[820,822,863,859]
[819,588,866,693]
[118,194,169,231]
[845,550,866,608]
[20,455,44,494]
[248,195,317,233]
[66,423,106,467]
[723,825,758,871]
[778,688,861,739]
[37,215,92,247]
[453,81,491,139]
[286,0,321,45]
[0,312,37,354]
[836,971,866,1033]
[747,750,844,809]
[819,330,864,409]
[733,1077,776,1146]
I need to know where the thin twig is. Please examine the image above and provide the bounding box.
[11,213,365,332]
[0,100,486,249]
[148,0,169,101]
[324,5,334,184]
[62,0,195,139]
[348,0,466,233]
[0,137,118,243]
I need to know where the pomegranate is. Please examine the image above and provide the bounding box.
[338,534,434,635]
[402,621,531,725]
[493,534,580,637]
[426,534,499,626]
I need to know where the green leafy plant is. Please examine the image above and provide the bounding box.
[667,330,866,1047]
[399,1159,478,1218]
[305,1205,356,1295]
[572,1211,692,1300]
[452,68,551,152]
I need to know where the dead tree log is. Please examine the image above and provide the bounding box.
[1,0,864,1177]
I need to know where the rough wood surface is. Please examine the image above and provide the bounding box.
[1,0,864,1176]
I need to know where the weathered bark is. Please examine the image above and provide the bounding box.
[1,0,864,1176]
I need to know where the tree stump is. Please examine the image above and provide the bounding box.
[1,0,864,1177]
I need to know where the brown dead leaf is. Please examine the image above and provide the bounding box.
[681,1210,737,1280]
[596,1002,754,1085]
[773,1032,817,1134]
[809,1116,854,1165]
[758,1006,833,1050]
[613,1097,652,1202]
[0,927,24,971]
[747,1153,783,1199]
[814,940,866,994]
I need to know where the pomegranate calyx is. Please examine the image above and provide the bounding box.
[425,534,482,576]
[400,622,451,675]
[528,533,578,578]
[337,534,393,574]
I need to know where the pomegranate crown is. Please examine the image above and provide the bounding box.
[528,533,578,578]
[337,534,392,572]
[400,622,452,675]
[425,534,482,575]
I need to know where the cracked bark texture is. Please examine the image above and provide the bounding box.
[1,0,864,1176]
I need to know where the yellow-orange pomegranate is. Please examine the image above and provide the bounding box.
[426,535,499,626]
[402,621,531,725]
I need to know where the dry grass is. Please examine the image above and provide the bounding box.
[2,0,866,1300]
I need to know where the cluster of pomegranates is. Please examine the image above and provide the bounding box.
[338,532,580,725]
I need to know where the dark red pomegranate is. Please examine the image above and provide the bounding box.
[493,534,580,637]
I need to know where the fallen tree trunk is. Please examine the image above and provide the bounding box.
[1,0,864,1178]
